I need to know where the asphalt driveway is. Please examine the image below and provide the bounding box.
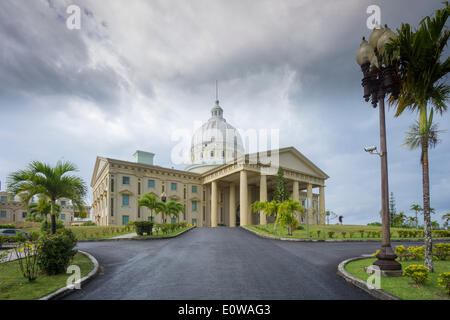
[64,227,394,300]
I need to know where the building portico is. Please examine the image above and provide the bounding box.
[202,147,329,227]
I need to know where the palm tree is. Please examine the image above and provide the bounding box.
[7,161,87,234]
[385,3,450,272]
[138,194,159,222]
[442,212,450,222]
[276,198,304,235]
[166,201,185,223]
[27,196,61,222]
[251,200,279,227]
[410,204,423,228]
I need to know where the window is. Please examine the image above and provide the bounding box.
[1,196,6,203]
[148,179,155,188]
[111,178,114,192]
[203,206,206,221]
[171,183,177,191]
[137,206,141,218]
[148,216,154,222]
[22,212,27,218]
[210,151,214,157]
[122,176,130,185]
[138,182,141,195]
[222,151,225,158]
[184,188,186,199]
[171,218,177,224]
[61,200,66,207]
[122,194,130,206]
[192,201,198,211]
[203,190,206,200]
[1,211,6,218]
[61,214,66,220]
[192,186,197,193]
[111,198,114,216]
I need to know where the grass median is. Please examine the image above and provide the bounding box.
[0,252,93,300]
[344,257,450,300]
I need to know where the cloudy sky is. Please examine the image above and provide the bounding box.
[1,0,448,225]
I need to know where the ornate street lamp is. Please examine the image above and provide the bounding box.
[356,25,402,274]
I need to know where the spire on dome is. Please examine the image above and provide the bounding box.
[211,80,223,119]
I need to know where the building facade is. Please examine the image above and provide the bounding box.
[91,99,329,227]
[0,191,87,226]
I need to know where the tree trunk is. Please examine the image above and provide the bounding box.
[50,200,57,235]
[421,139,433,272]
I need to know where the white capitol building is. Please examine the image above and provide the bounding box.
[90,98,329,227]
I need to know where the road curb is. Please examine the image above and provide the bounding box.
[336,256,401,300]
[39,250,99,300]
[241,226,450,243]
[77,226,195,242]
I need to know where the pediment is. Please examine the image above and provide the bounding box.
[278,147,329,179]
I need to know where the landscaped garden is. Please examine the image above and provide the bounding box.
[134,221,192,239]
[0,252,92,300]
[245,223,450,240]
[344,244,450,300]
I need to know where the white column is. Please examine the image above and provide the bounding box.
[247,185,253,225]
[229,183,236,227]
[307,183,314,225]
[319,185,325,225]
[240,170,248,226]
[211,181,218,227]
[259,174,267,225]
[292,180,300,221]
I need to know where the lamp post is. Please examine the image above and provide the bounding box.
[356,24,402,273]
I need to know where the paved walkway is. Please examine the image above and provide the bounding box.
[111,233,137,239]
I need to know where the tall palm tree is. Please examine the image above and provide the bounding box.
[7,161,87,234]
[138,194,159,222]
[410,204,423,228]
[385,2,450,272]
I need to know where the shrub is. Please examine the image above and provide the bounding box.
[403,265,430,285]
[395,245,408,261]
[376,231,382,238]
[135,221,154,236]
[82,221,96,226]
[349,231,354,238]
[433,243,450,261]
[437,272,450,295]
[38,229,77,275]
[432,230,450,237]
[0,224,15,229]
[40,220,64,233]
[316,230,321,238]
[407,246,424,260]
[13,240,41,281]
[359,230,365,238]
[341,232,347,238]
[327,231,335,239]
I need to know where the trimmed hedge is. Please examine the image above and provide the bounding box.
[0,224,15,229]
[135,221,154,236]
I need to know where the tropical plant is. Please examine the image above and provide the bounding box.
[7,161,87,234]
[166,201,185,223]
[13,240,41,281]
[138,193,159,221]
[27,195,61,222]
[251,200,280,227]
[275,198,304,235]
[410,204,423,228]
[385,2,450,272]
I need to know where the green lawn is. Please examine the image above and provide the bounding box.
[245,224,450,240]
[345,257,450,300]
[134,226,192,239]
[22,225,135,240]
[0,252,93,300]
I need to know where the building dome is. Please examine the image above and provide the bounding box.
[186,100,244,173]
